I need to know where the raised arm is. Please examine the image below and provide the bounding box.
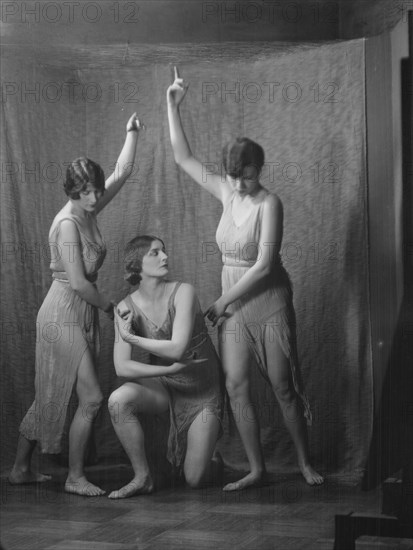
[205,194,284,326]
[95,113,144,214]
[167,67,230,203]
[58,219,113,314]
[116,283,197,361]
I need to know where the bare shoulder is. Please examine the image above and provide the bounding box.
[263,190,283,214]
[175,281,196,298]
[173,282,197,306]
[50,216,78,241]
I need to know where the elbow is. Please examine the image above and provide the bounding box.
[173,153,185,167]
[173,150,191,168]
[121,164,134,179]
[169,344,188,362]
[114,360,127,378]
[70,278,88,294]
[258,264,272,279]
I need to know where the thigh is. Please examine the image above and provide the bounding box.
[263,324,293,390]
[111,379,170,415]
[219,316,252,384]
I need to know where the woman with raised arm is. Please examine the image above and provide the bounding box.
[167,68,323,490]
[8,114,144,496]
[108,235,223,499]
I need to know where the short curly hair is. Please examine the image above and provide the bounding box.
[124,235,166,286]
[222,137,264,179]
[64,157,105,200]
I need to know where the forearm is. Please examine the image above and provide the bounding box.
[221,264,271,308]
[167,105,192,164]
[123,333,187,361]
[115,358,176,379]
[116,131,139,177]
[73,280,110,311]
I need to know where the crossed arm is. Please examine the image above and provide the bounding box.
[114,284,202,378]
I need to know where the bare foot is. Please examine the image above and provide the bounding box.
[65,476,106,497]
[108,474,154,499]
[8,468,52,485]
[223,471,265,492]
[300,464,324,485]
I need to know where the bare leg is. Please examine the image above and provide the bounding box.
[64,350,105,497]
[219,319,266,491]
[183,407,221,488]
[265,331,323,486]
[8,435,51,484]
[107,379,169,499]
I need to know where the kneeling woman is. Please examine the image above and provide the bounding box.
[108,235,223,499]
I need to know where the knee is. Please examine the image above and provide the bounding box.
[273,380,295,407]
[185,469,204,489]
[108,388,136,421]
[225,377,248,400]
[80,392,103,421]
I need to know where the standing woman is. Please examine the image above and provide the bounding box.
[9,113,144,496]
[108,235,223,499]
[167,68,323,490]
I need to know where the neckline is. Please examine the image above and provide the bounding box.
[52,214,103,244]
[128,282,178,330]
[230,190,264,228]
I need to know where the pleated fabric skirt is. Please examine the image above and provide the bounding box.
[19,279,99,453]
[220,263,312,424]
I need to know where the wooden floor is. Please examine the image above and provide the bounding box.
[0,461,383,550]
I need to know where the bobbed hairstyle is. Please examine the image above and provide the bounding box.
[222,137,265,179]
[124,235,165,286]
[64,157,105,200]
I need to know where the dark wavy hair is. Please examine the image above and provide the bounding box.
[222,137,264,179]
[124,235,166,286]
[64,157,105,200]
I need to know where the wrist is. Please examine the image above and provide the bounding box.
[127,127,139,133]
[220,295,229,309]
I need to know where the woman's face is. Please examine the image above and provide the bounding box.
[75,183,103,212]
[141,240,169,278]
[226,165,260,197]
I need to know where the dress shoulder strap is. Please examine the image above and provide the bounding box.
[168,282,182,310]
[123,294,139,316]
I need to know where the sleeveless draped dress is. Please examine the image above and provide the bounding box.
[216,189,312,423]
[124,282,224,467]
[19,212,107,453]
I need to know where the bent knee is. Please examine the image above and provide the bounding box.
[108,389,138,420]
[185,470,204,489]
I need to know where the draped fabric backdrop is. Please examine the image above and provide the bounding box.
[1,39,370,482]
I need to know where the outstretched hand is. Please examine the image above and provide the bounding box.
[167,66,189,108]
[126,112,146,133]
[170,356,207,374]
